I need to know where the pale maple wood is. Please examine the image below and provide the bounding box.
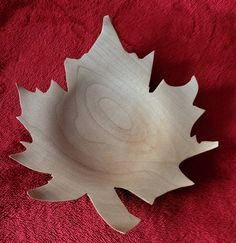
[11,16,218,233]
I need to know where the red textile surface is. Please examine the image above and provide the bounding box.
[0,1,236,242]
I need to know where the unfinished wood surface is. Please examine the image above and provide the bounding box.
[11,16,218,233]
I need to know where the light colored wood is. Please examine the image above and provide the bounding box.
[11,16,218,233]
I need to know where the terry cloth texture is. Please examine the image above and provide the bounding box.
[0,1,235,242]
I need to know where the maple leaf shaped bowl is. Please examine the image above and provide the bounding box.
[11,16,218,233]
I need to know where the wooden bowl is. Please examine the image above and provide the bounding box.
[11,16,218,233]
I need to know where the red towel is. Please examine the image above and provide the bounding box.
[0,1,235,242]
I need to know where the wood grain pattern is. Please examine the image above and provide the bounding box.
[11,16,218,233]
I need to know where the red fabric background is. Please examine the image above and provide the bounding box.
[0,1,236,242]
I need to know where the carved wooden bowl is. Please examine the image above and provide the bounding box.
[11,16,218,233]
